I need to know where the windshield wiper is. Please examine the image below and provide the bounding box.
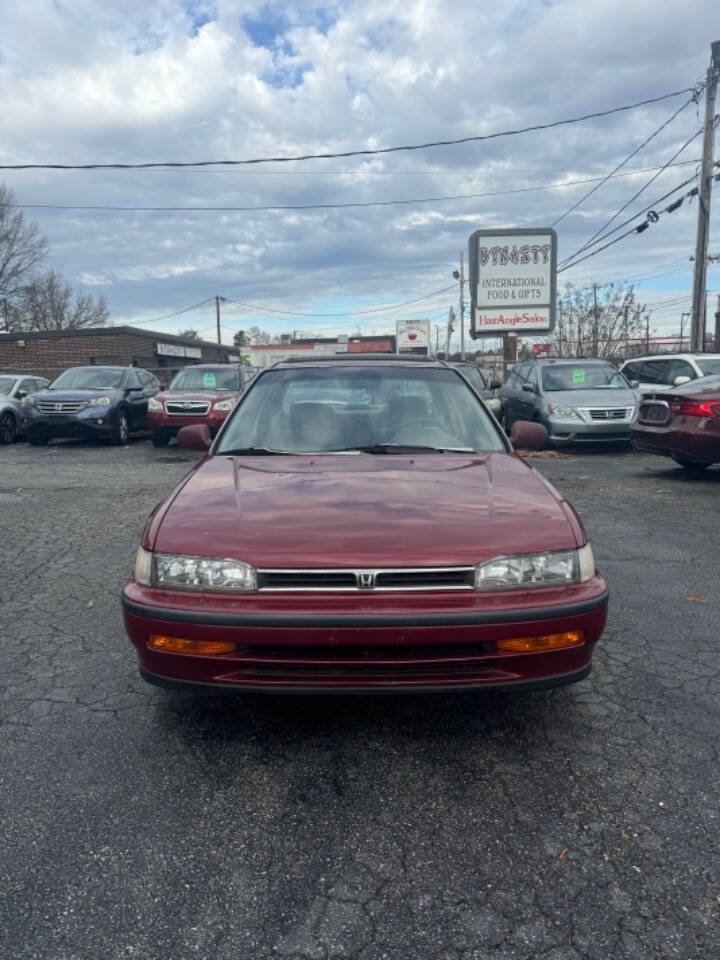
[324,444,476,454]
[219,447,296,456]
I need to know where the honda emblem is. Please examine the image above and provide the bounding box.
[357,571,376,590]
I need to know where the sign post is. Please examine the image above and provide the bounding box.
[468,228,557,338]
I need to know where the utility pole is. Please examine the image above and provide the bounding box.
[690,41,720,352]
[592,282,599,357]
[459,251,466,361]
[715,294,720,352]
[558,298,564,357]
[680,311,690,348]
[646,315,651,353]
[215,295,226,345]
[446,307,455,356]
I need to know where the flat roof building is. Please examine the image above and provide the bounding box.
[0,326,241,382]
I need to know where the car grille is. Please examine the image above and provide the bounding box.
[213,642,515,687]
[638,401,670,425]
[165,401,210,416]
[257,567,475,591]
[36,400,86,414]
[585,407,632,420]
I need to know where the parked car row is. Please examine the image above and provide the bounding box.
[0,364,254,447]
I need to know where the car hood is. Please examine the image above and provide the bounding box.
[544,388,637,408]
[156,390,240,403]
[32,388,121,401]
[153,453,582,568]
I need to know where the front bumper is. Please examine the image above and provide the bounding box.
[122,578,608,693]
[22,408,116,438]
[147,410,228,437]
[546,416,632,445]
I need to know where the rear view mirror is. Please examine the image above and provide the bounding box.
[511,421,548,451]
[177,424,212,451]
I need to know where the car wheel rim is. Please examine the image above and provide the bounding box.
[119,417,128,442]
[0,413,15,443]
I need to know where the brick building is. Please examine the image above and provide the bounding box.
[247,335,396,368]
[0,326,240,382]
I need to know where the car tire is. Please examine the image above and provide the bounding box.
[673,457,710,472]
[151,432,170,447]
[112,411,130,446]
[28,432,48,446]
[0,410,17,444]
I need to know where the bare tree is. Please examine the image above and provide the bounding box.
[14,269,109,332]
[177,328,200,340]
[0,185,48,310]
[246,325,272,344]
[547,283,650,361]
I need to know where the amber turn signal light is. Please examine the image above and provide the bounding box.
[148,635,236,655]
[497,631,583,653]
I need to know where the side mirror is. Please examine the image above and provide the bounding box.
[521,383,536,393]
[673,375,691,386]
[489,379,502,390]
[16,389,27,399]
[630,380,640,389]
[511,420,548,451]
[177,424,212,452]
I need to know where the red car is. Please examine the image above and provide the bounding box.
[147,364,249,447]
[123,356,608,694]
[631,374,720,471]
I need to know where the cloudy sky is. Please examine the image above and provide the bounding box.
[1,0,718,347]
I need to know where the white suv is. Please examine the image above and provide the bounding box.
[620,354,720,396]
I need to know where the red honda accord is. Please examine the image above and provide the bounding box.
[123,357,608,693]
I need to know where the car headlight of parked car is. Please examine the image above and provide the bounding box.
[148,397,163,411]
[548,403,578,418]
[134,547,257,592]
[86,396,113,407]
[213,398,236,412]
[474,544,595,590]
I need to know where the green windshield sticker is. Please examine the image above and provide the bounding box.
[202,372,217,388]
[572,369,586,384]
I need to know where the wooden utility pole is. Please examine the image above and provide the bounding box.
[446,307,455,355]
[715,294,720,352]
[690,42,720,352]
[592,282,599,357]
[215,295,224,345]
[459,252,466,361]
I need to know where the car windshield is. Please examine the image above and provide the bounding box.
[541,365,629,391]
[0,377,18,396]
[49,368,125,390]
[697,359,720,376]
[454,365,487,392]
[216,366,507,454]
[169,368,240,391]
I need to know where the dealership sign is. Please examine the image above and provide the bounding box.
[468,227,557,336]
[396,319,430,354]
[156,342,203,359]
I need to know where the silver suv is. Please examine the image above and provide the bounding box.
[0,374,50,444]
[499,358,638,445]
[620,354,720,396]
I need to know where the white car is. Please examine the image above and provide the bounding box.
[620,354,720,396]
[0,373,50,443]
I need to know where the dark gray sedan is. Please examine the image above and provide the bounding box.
[499,358,639,445]
[0,374,50,443]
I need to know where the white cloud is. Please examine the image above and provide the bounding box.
[0,0,717,341]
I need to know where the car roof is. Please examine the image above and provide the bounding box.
[177,363,241,369]
[620,353,720,363]
[274,354,445,368]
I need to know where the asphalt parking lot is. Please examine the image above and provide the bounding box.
[1,439,719,959]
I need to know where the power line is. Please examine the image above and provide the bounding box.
[0,88,695,171]
[8,163,710,215]
[565,123,705,259]
[121,296,215,327]
[222,285,458,318]
[550,93,698,228]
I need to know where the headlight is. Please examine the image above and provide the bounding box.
[474,544,595,590]
[87,396,112,406]
[141,550,257,592]
[213,398,236,412]
[148,397,163,411]
[548,403,578,417]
